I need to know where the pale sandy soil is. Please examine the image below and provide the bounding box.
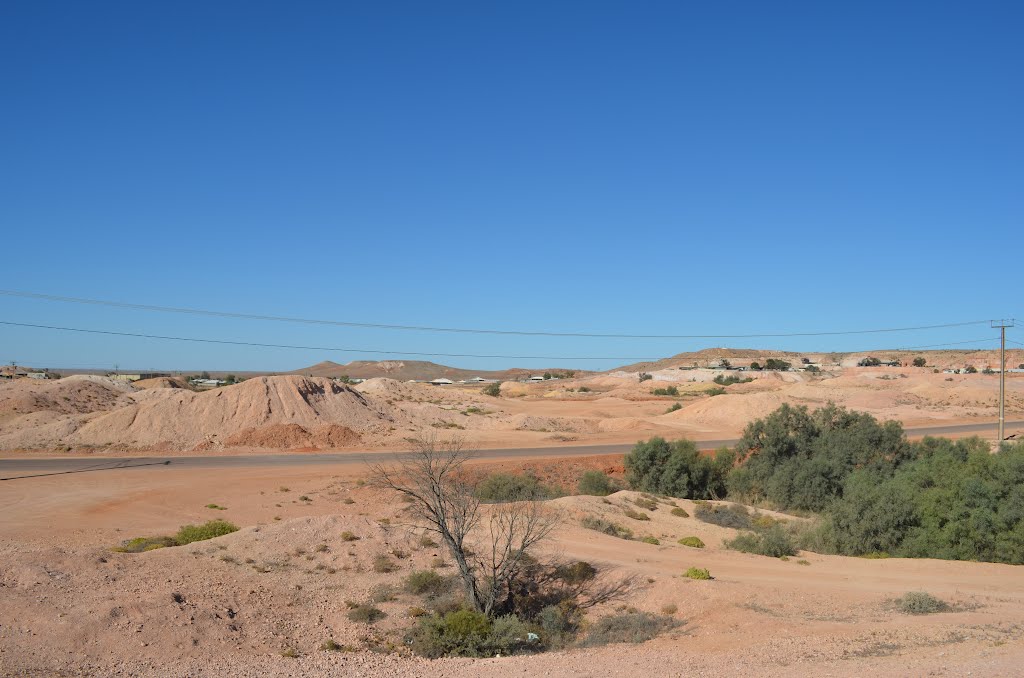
[1,364,1022,455]
[1,462,1022,677]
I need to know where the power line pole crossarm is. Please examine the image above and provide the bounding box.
[992,319,1014,444]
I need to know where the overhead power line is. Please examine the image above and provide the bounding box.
[0,321,658,362]
[0,289,994,339]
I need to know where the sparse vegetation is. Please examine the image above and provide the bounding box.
[670,507,689,518]
[115,520,239,552]
[678,536,704,548]
[580,611,680,646]
[475,472,563,502]
[405,570,450,597]
[481,382,502,397]
[640,536,660,545]
[347,605,386,623]
[373,554,399,573]
[665,402,682,413]
[632,497,658,511]
[895,591,949,615]
[581,516,634,540]
[341,531,360,541]
[713,374,752,386]
[638,372,653,382]
[623,508,650,521]
[651,385,679,396]
[724,525,797,558]
[683,567,711,580]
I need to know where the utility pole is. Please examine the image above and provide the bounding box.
[992,319,1014,444]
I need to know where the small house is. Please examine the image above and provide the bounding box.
[430,378,454,386]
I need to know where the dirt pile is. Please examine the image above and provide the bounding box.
[132,376,191,390]
[221,423,361,449]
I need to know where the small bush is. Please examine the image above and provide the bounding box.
[320,639,352,652]
[405,570,450,597]
[581,516,633,540]
[482,382,502,397]
[419,534,438,548]
[623,508,650,521]
[581,611,680,646]
[476,473,561,501]
[347,605,386,623]
[693,503,753,530]
[408,606,428,617]
[640,536,660,545]
[678,536,705,548]
[632,497,658,511]
[369,584,397,603]
[683,567,711,580]
[661,603,678,615]
[280,647,299,658]
[174,520,239,545]
[112,536,178,553]
[341,531,360,541]
[651,386,680,396]
[896,592,949,615]
[670,507,690,518]
[578,470,616,496]
[724,525,797,558]
[705,386,726,396]
[373,555,399,573]
[409,609,493,658]
[665,402,682,413]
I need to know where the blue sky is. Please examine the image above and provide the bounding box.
[2,2,1021,371]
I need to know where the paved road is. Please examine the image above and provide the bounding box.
[0,420,1020,480]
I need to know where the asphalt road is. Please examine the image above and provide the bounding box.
[0,420,1020,481]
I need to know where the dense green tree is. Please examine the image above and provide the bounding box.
[625,438,733,499]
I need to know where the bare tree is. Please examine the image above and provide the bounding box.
[369,435,557,615]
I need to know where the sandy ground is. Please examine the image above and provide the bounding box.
[1,364,1023,455]
[2,459,1023,677]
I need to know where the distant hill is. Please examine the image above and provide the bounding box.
[288,360,584,382]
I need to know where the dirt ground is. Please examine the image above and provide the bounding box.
[2,458,1022,677]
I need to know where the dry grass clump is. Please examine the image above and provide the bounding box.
[373,554,399,573]
[347,605,386,623]
[640,536,660,545]
[677,536,705,548]
[581,516,634,540]
[580,611,681,646]
[670,507,690,518]
[623,508,651,521]
[632,497,658,511]
[683,567,711,580]
[896,591,950,615]
[340,531,360,541]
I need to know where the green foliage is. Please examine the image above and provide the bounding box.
[724,524,797,557]
[581,516,633,540]
[858,356,881,367]
[482,381,502,397]
[632,497,658,511]
[912,357,927,367]
[476,473,562,502]
[409,609,539,658]
[640,536,660,545]
[713,374,753,386]
[638,372,653,382]
[750,362,762,371]
[665,402,682,413]
[678,536,704,548]
[693,503,754,530]
[670,507,689,518]
[173,520,239,545]
[625,438,733,500]
[581,612,680,646]
[651,385,679,396]
[822,437,1024,564]
[623,508,650,521]
[578,470,617,496]
[764,358,791,371]
[683,567,711,580]
[965,365,978,374]
[405,570,451,597]
[577,386,591,392]
[896,591,949,615]
[347,605,386,623]
[727,404,911,512]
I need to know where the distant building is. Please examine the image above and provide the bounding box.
[469,376,488,383]
[109,372,171,382]
[26,372,49,379]
[529,375,546,382]
[430,378,454,386]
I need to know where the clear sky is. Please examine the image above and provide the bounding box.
[2,2,1021,372]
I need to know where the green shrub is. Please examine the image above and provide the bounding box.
[174,520,239,545]
[347,605,386,623]
[670,507,689,518]
[678,536,704,548]
[581,516,633,540]
[705,387,726,396]
[896,591,949,615]
[623,508,650,521]
[665,402,682,414]
[482,382,502,397]
[578,470,617,496]
[476,473,561,501]
[724,525,796,557]
[683,567,711,580]
[581,612,679,646]
[693,503,753,530]
[405,570,450,597]
[320,639,351,652]
[651,386,679,396]
[625,438,733,500]
[640,536,660,545]
[713,374,753,386]
[409,609,493,658]
[632,497,658,511]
